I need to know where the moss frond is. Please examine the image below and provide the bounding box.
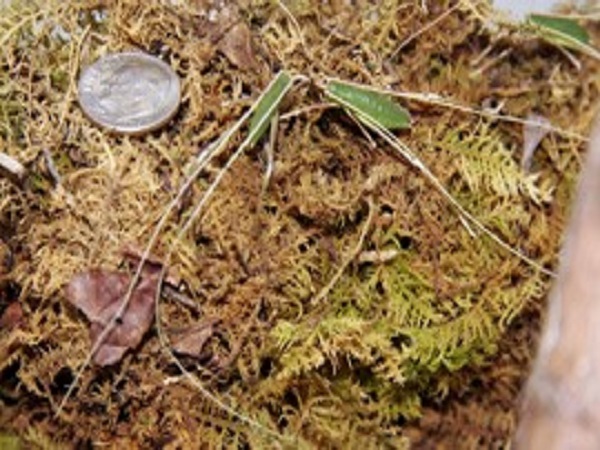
[442,123,554,204]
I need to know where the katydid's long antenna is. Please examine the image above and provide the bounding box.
[56,72,296,417]
[325,80,556,278]
[151,72,297,440]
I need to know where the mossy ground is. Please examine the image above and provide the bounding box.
[0,1,599,448]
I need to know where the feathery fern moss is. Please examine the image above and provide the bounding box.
[1,0,598,448]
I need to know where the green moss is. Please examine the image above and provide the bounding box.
[0,434,20,450]
[0,0,595,447]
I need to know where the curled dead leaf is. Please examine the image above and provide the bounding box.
[522,113,551,172]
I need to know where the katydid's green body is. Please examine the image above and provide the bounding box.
[326,80,411,130]
[527,13,600,60]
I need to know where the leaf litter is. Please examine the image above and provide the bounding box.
[171,318,219,359]
[66,267,160,366]
[522,113,552,172]
[0,0,599,448]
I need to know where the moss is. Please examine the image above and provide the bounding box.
[0,0,598,448]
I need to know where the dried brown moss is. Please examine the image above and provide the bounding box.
[1,0,599,448]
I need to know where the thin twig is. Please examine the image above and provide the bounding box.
[395,91,588,142]
[150,74,298,440]
[58,24,91,130]
[368,117,556,277]
[470,48,512,78]
[162,285,200,312]
[311,198,375,305]
[389,3,459,59]
[276,0,306,51]
[0,11,40,48]
[42,149,62,186]
[0,152,25,179]
[326,82,557,277]
[56,73,295,417]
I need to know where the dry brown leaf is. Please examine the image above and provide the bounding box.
[0,302,23,330]
[171,318,219,358]
[218,22,257,69]
[201,3,257,69]
[121,244,182,287]
[66,268,160,366]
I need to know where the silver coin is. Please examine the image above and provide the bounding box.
[78,52,181,135]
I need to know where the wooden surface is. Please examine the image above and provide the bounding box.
[516,120,600,449]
